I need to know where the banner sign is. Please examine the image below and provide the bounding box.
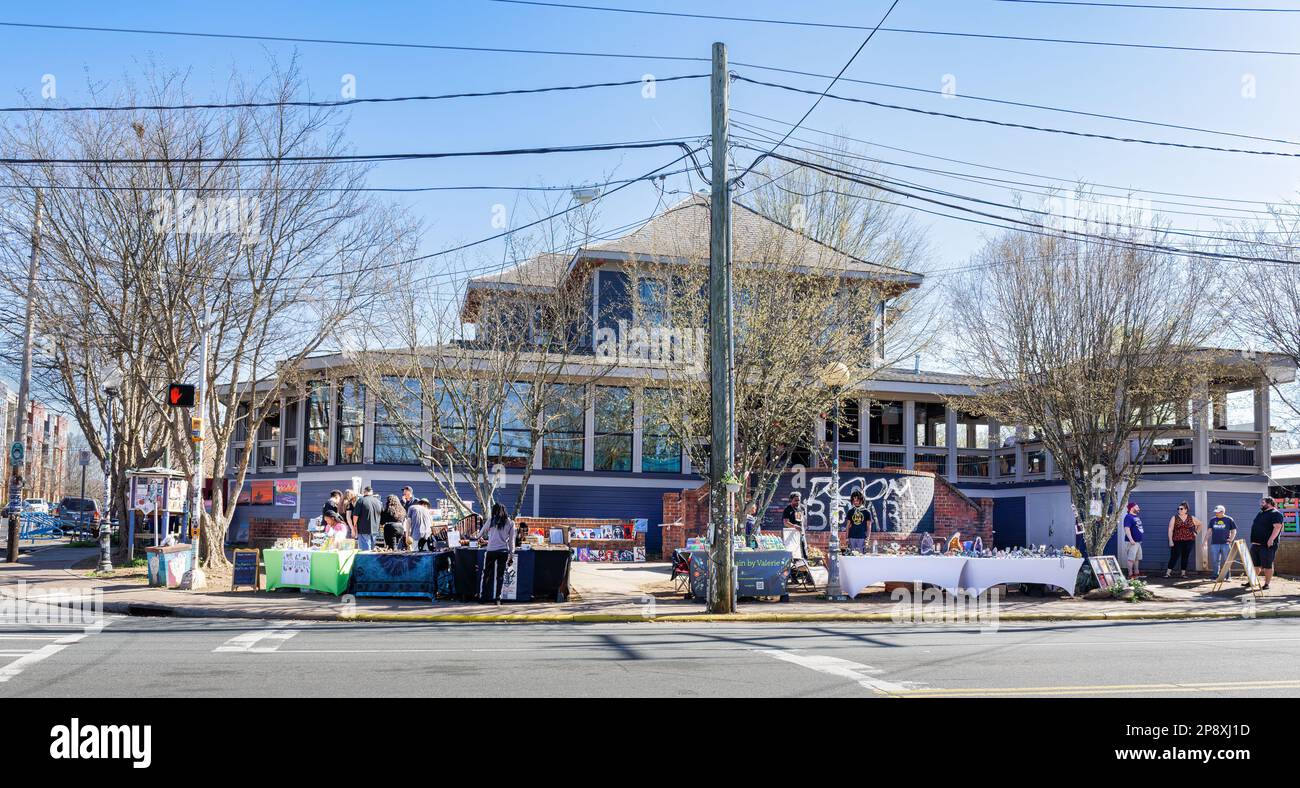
[280,549,312,586]
[689,550,792,600]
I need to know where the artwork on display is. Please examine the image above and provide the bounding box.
[251,480,275,505]
[236,486,252,505]
[280,549,312,586]
[274,479,299,508]
[1089,556,1125,590]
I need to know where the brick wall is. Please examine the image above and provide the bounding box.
[248,517,306,549]
[660,467,993,556]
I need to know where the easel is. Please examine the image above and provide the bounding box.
[231,548,260,591]
[1212,538,1261,597]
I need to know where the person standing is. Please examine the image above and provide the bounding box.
[351,487,381,551]
[843,490,873,554]
[1249,497,1284,591]
[781,492,807,559]
[381,494,408,550]
[409,498,434,550]
[322,489,343,520]
[1122,502,1144,578]
[743,502,759,548]
[479,502,516,605]
[400,485,416,510]
[1207,504,1237,579]
[341,489,359,540]
[1165,501,1202,579]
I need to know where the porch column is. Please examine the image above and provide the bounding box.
[1192,377,1210,474]
[989,419,1001,482]
[944,406,957,482]
[859,395,871,471]
[903,400,916,471]
[583,384,594,472]
[1256,381,1272,476]
[327,381,338,467]
[632,387,644,474]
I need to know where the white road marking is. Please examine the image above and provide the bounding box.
[214,623,304,653]
[0,632,88,683]
[757,649,924,696]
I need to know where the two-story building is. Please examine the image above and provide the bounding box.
[224,196,1293,565]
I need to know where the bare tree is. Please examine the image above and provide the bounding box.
[0,59,418,567]
[632,172,931,527]
[951,202,1215,555]
[347,198,610,520]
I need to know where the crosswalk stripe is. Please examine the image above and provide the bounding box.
[214,624,303,653]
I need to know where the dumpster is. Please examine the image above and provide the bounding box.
[145,544,194,588]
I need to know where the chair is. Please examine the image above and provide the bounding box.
[787,557,816,591]
[670,549,692,593]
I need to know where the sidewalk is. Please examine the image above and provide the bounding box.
[2,544,1297,624]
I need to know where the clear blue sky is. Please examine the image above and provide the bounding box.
[1,1,1298,315]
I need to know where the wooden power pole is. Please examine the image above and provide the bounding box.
[707,42,736,613]
[7,190,41,563]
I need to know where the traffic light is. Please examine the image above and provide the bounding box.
[167,384,196,408]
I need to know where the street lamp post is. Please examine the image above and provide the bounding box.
[98,386,118,574]
[821,362,851,601]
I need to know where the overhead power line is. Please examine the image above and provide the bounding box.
[0,138,698,166]
[485,0,1300,56]
[994,0,1300,11]
[731,108,1287,208]
[734,75,1300,158]
[733,0,902,182]
[757,149,1300,266]
[0,74,707,113]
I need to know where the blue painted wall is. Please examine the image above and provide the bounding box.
[991,496,1026,548]
[538,483,670,555]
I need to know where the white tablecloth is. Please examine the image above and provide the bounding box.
[958,556,1083,596]
[839,555,968,596]
[838,554,1085,597]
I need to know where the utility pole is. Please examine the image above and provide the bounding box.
[189,306,210,586]
[707,42,736,614]
[6,190,41,563]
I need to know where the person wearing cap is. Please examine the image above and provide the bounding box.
[1207,505,1237,579]
[782,492,807,558]
[1122,501,1144,578]
[1250,497,1285,590]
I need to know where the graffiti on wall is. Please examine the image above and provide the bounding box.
[776,473,936,534]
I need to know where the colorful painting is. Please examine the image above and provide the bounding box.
[251,480,275,505]
[236,485,251,505]
[274,479,299,508]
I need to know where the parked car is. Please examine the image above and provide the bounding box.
[56,497,101,522]
[23,498,49,514]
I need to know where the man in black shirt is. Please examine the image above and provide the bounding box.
[1249,496,1285,590]
[843,490,873,553]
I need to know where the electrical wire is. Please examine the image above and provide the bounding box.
[0,74,707,113]
[0,138,698,166]
[735,75,1300,158]
[994,0,1300,11]
[730,0,902,183]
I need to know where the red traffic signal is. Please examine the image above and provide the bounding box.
[167,384,196,408]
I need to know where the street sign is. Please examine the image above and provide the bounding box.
[8,441,23,466]
[78,449,92,467]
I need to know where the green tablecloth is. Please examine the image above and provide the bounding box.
[263,549,356,595]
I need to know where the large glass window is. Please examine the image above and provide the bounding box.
[283,398,300,468]
[637,278,668,327]
[641,388,682,473]
[375,377,421,465]
[233,402,250,443]
[494,383,533,469]
[594,386,633,471]
[335,378,365,465]
[305,382,329,466]
[914,402,946,447]
[543,384,585,470]
[256,402,280,469]
[868,400,905,446]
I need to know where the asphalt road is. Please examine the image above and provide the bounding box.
[2,613,1299,698]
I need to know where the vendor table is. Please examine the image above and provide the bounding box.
[350,551,446,600]
[838,554,1084,597]
[957,556,1083,596]
[452,547,572,602]
[688,549,792,600]
[263,549,356,595]
[838,555,967,596]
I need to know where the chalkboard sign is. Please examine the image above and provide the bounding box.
[232,548,259,590]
